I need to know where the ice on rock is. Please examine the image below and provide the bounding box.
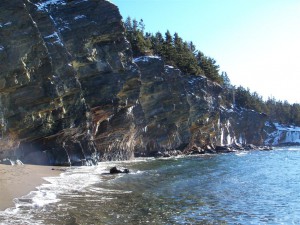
[4,22,12,26]
[265,122,300,145]
[134,56,161,63]
[164,65,174,73]
[74,15,86,20]
[44,32,64,46]
[35,0,66,11]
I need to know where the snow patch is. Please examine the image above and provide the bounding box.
[74,15,86,20]
[44,32,59,39]
[134,56,161,63]
[0,46,4,51]
[165,65,174,69]
[35,0,66,11]
[164,65,174,73]
[4,22,12,26]
[59,26,71,32]
[265,122,300,145]
[44,32,64,46]
[273,123,300,132]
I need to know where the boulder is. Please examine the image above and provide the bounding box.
[215,145,233,153]
[110,166,130,174]
[184,145,205,155]
[0,158,12,165]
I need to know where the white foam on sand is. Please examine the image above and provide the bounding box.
[0,159,145,224]
[0,164,108,225]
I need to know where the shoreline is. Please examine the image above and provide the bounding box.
[0,144,276,211]
[0,164,62,211]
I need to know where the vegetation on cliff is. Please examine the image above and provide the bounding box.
[124,17,300,126]
[124,17,222,83]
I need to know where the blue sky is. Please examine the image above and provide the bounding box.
[112,0,300,103]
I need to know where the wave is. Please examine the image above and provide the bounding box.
[0,165,108,225]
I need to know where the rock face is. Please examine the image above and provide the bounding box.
[0,0,268,165]
[264,122,300,146]
[0,0,139,165]
[132,57,268,156]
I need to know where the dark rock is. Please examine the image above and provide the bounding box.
[215,145,233,153]
[163,152,171,158]
[110,166,130,174]
[184,145,205,155]
[154,151,164,157]
[0,158,12,165]
[259,146,273,151]
[231,143,245,150]
[154,150,183,158]
[203,145,217,154]
[245,144,257,150]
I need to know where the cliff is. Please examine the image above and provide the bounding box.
[0,0,269,165]
[264,122,300,146]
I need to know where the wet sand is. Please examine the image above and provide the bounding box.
[0,164,62,211]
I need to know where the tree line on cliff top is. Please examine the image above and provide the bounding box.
[124,17,300,126]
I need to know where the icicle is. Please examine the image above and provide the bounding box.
[220,128,224,146]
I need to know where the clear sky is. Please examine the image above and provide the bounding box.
[112,0,300,104]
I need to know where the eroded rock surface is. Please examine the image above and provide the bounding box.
[0,0,139,165]
[0,0,268,165]
[132,57,268,156]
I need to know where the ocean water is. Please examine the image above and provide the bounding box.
[1,146,300,225]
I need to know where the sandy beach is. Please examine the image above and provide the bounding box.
[0,164,62,211]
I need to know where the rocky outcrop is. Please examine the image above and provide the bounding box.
[131,57,268,156]
[264,122,300,146]
[0,0,140,165]
[0,0,269,165]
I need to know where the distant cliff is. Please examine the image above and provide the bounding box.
[0,0,278,166]
[264,123,300,146]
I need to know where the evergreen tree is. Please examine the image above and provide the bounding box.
[220,71,231,87]
[291,104,300,125]
[188,41,197,54]
[124,17,152,57]
[196,52,221,83]
[151,32,164,55]
[132,18,138,32]
[124,16,133,32]
[138,19,145,34]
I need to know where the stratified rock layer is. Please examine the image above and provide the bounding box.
[0,0,268,165]
[0,0,139,165]
[132,57,267,156]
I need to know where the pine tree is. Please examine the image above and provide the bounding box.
[124,17,152,57]
[162,30,176,65]
[196,52,221,83]
[151,32,164,55]
[132,18,138,32]
[220,71,231,87]
[138,19,145,34]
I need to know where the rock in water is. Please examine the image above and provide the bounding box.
[110,166,130,174]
